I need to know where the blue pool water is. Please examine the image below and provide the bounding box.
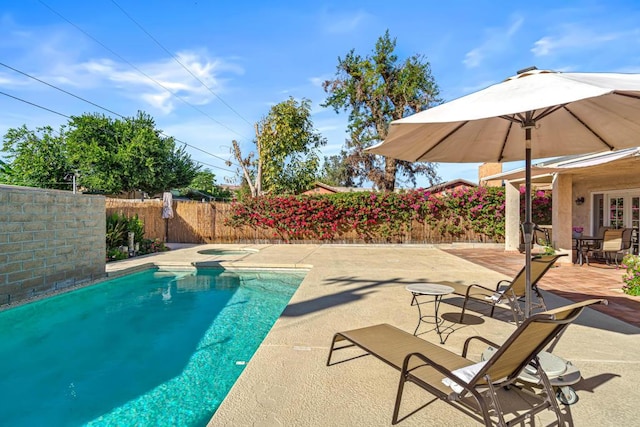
[0,268,304,427]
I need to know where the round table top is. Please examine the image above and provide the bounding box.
[405,283,454,295]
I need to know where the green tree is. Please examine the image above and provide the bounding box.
[319,152,355,187]
[65,111,199,195]
[1,125,73,189]
[323,30,442,191]
[231,97,327,196]
[189,169,217,194]
[0,159,8,181]
[182,169,232,201]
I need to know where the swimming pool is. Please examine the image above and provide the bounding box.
[0,268,304,427]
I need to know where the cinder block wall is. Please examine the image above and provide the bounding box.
[0,185,106,305]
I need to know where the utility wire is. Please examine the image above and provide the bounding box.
[109,0,253,127]
[0,62,124,118]
[0,90,235,173]
[0,62,237,169]
[0,90,69,118]
[37,0,252,142]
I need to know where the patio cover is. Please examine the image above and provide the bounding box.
[481,147,640,183]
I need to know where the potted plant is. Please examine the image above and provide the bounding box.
[572,226,584,239]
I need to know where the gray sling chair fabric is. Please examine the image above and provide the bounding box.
[327,299,605,426]
[588,228,633,266]
[439,254,565,325]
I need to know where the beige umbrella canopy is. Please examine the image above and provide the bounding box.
[368,67,640,317]
[370,68,640,162]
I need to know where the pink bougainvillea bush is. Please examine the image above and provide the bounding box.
[226,186,551,243]
[520,187,553,225]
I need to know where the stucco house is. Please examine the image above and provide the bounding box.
[483,147,640,262]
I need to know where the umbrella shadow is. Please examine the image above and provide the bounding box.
[414,313,485,344]
[441,294,519,325]
[573,373,621,394]
[281,287,377,317]
[282,275,443,318]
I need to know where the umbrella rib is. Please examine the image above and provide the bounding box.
[615,92,640,100]
[497,119,514,162]
[499,115,522,125]
[563,105,615,151]
[415,121,468,160]
[532,105,564,121]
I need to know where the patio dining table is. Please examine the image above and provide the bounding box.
[574,235,603,265]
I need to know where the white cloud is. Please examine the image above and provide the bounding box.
[463,14,524,69]
[531,25,636,57]
[320,9,370,34]
[506,16,524,37]
[51,50,245,114]
[309,76,329,87]
[463,49,483,68]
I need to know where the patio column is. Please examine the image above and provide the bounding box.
[504,180,520,251]
[552,173,573,263]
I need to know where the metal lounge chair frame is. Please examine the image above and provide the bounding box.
[439,254,565,324]
[327,299,605,426]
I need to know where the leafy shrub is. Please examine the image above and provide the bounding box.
[106,212,145,261]
[106,212,130,249]
[139,238,169,255]
[520,188,552,225]
[224,186,545,243]
[621,254,640,296]
[106,247,129,262]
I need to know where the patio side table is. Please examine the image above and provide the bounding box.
[405,283,454,344]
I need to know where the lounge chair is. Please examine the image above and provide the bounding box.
[439,254,565,324]
[327,299,605,426]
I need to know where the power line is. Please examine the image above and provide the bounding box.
[0,62,237,169]
[0,62,124,118]
[36,0,253,142]
[0,90,235,173]
[109,0,253,127]
[0,90,69,118]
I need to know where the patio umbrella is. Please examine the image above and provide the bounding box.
[367,67,640,318]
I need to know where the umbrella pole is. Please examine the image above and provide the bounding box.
[523,128,533,318]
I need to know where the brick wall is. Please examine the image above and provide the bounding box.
[0,185,106,305]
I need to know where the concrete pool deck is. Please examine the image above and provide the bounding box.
[107,244,640,426]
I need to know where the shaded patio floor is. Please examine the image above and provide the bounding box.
[443,248,640,328]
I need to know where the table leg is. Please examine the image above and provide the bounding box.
[433,294,445,344]
[575,239,583,265]
[410,292,446,344]
[410,293,422,335]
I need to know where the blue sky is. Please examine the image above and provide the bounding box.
[2,0,639,188]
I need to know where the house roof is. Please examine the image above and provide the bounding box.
[481,147,640,183]
[304,182,374,194]
[424,178,477,193]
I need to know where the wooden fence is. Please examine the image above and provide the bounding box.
[105,199,502,244]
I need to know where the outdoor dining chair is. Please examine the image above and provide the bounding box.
[589,228,633,266]
[580,226,609,265]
